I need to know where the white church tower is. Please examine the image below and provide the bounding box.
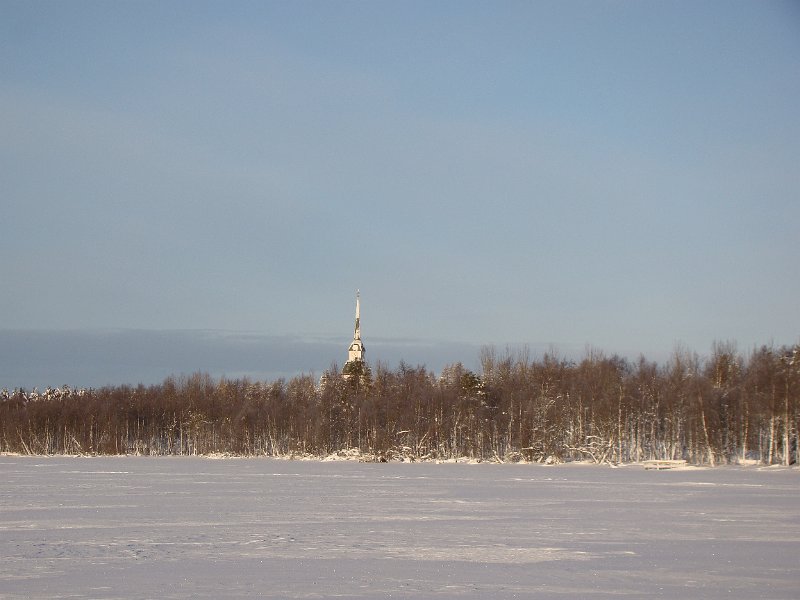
[346,290,365,365]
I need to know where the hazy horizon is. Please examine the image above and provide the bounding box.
[2,326,794,390]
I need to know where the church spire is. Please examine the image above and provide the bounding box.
[354,289,361,341]
[347,290,365,365]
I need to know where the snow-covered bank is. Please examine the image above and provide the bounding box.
[4,448,789,470]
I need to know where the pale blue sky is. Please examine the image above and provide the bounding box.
[2,1,798,387]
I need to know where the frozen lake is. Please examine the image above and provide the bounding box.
[1,457,798,599]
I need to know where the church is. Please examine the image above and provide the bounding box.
[342,290,369,382]
[346,290,364,366]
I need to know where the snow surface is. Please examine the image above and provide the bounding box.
[1,457,798,599]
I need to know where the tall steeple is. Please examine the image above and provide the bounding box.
[347,290,365,364]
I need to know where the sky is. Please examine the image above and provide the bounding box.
[2,1,799,388]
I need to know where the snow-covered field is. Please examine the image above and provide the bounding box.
[1,457,797,599]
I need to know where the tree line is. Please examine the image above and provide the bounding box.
[1,342,798,465]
